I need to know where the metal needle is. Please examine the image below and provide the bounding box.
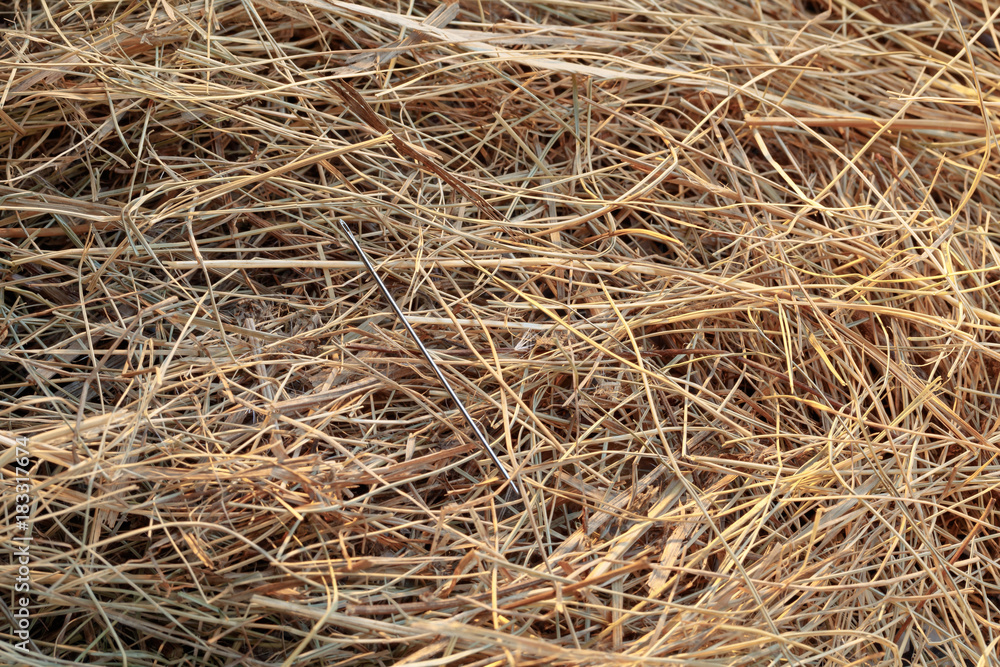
[339,220,522,500]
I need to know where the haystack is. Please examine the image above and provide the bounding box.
[2,0,1000,665]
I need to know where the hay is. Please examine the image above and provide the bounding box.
[2,0,1000,664]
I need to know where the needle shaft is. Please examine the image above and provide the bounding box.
[340,220,522,500]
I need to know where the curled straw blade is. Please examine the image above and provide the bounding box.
[339,220,523,501]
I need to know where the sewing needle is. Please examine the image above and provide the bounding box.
[339,220,522,501]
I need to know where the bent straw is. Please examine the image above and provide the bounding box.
[339,220,523,501]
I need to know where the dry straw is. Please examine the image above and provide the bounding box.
[2,0,1000,665]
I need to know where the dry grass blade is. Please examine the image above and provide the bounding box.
[3,0,1000,665]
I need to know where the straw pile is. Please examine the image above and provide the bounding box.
[3,0,1000,664]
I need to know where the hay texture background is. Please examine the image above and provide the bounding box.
[3,0,1000,665]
